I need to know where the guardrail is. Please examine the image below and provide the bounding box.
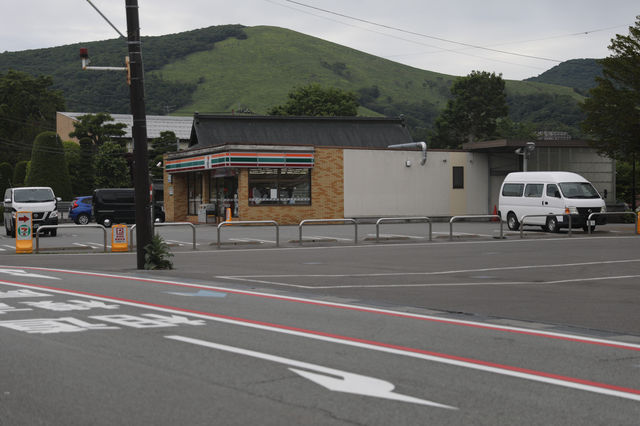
[299,219,358,246]
[587,211,638,235]
[449,215,502,241]
[375,217,432,242]
[217,220,280,248]
[131,222,197,250]
[519,214,572,238]
[35,224,107,253]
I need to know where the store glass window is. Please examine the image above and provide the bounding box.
[187,172,202,215]
[248,168,311,206]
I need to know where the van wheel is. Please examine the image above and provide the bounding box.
[507,212,520,231]
[101,217,112,228]
[50,229,57,237]
[546,216,559,233]
[583,225,596,233]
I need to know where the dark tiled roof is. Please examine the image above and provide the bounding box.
[189,115,413,149]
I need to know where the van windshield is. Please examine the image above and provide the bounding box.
[13,188,55,203]
[558,182,600,199]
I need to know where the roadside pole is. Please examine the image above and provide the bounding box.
[125,0,152,269]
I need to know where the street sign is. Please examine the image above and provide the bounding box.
[111,224,129,252]
[15,211,33,254]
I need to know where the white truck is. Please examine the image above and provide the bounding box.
[3,187,61,237]
[498,172,606,233]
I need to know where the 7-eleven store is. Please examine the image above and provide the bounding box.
[163,145,344,224]
[162,114,417,225]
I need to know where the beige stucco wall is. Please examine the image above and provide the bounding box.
[343,149,489,217]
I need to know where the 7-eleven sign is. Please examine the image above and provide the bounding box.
[15,211,33,254]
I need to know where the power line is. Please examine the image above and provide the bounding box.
[283,0,565,63]
[264,0,547,71]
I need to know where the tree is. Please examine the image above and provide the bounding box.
[581,16,640,209]
[69,113,127,147]
[0,70,66,165]
[94,142,130,188]
[12,161,28,187]
[149,131,178,180]
[268,83,358,116]
[26,131,72,200]
[0,162,12,197]
[63,141,82,197]
[76,138,95,195]
[432,71,508,148]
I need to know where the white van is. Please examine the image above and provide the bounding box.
[498,172,606,233]
[3,187,61,237]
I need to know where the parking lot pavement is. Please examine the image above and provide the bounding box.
[1,219,637,254]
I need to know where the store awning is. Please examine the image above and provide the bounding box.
[166,151,314,173]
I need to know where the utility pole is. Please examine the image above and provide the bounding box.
[125,0,152,269]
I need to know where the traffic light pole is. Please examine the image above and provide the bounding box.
[125,0,152,269]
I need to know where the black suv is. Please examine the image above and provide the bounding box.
[93,188,165,227]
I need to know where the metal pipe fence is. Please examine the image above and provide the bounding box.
[587,211,638,235]
[375,217,432,242]
[217,220,280,248]
[35,224,107,253]
[449,215,502,241]
[519,214,572,238]
[298,219,358,246]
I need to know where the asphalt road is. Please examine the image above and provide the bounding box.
[0,229,639,424]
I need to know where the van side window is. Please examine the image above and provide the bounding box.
[546,184,561,198]
[524,184,543,198]
[502,183,524,197]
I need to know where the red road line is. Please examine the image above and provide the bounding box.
[1,277,640,401]
[2,266,640,352]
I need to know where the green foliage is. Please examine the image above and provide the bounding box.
[0,162,12,196]
[508,93,585,137]
[76,138,95,195]
[144,234,174,270]
[63,141,82,196]
[268,83,358,116]
[12,161,28,187]
[94,142,130,188]
[432,71,508,148]
[26,131,72,199]
[0,25,591,140]
[0,25,245,115]
[0,70,65,165]
[149,131,178,180]
[581,17,640,161]
[69,113,126,147]
[525,59,603,93]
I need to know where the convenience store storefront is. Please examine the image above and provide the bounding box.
[164,145,347,224]
[163,114,414,224]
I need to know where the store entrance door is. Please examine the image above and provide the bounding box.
[210,171,238,222]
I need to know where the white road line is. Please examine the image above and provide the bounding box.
[229,238,274,244]
[2,267,640,351]
[166,239,200,246]
[367,233,425,239]
[307,235,353,241]
[166,335,457,409]
[224,258,640,279]
[1,278,638,402]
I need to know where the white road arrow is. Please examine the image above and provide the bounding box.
[0,269,60,280]
[165,335,457,410]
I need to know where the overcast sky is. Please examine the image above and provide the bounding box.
[1,1,637,80]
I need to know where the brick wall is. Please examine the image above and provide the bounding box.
[239,148,344,224]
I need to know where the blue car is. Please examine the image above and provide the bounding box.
[69,195,92,225]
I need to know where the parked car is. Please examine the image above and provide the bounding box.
[3,186,61,237]
[93,188,165,227]
[69,195,93,225]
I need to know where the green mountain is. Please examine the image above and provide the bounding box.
[0,24,587,138]
[525,58,603,95]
